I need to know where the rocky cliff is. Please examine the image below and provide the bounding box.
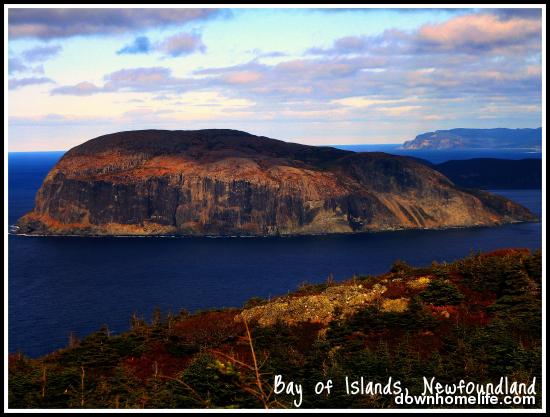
[15,129,535,236]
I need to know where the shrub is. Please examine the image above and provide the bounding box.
[243,296,267,309]
[420,280,465,306]
[390,259,413,276]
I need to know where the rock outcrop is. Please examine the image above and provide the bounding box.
[15,129,535,236]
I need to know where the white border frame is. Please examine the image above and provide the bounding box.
[3,3,546,413]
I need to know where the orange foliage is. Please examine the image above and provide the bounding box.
[428,304,490,326]
[173,310,245,346]
[383,281,409,298]
[123,344,193,381]
[429,305,459,320]
[481,248,531,258]
[456,284,496,306]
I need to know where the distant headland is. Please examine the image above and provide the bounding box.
[400,127,542,151]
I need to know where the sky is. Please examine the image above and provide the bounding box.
[6,7,544,151]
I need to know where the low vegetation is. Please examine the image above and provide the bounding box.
[9,249,542,409]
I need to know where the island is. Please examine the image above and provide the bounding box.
[400,127,542,151]
[15,129,535,236]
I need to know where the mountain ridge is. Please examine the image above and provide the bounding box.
[401,127,542,151]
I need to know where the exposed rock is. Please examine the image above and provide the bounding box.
[15,129,535,236]
[238,284,386,326]
[380,298,409,313]
[406,276,431,290]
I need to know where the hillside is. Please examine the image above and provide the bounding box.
[8,249,542,409]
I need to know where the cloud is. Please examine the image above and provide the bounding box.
[246,49,287,59]
[222,71,262,84]
[9,76,54,89]
[116,32,205,57]
[376,105,422,116]
[51,81,103,96]
[103,67,189,91]
[117,36,152,54]
[8,57,26,73]
[310,8,472,15]
[422,114,445,121]
[332,96,409,107]
[9,45,60,75]
[307,11,541,57]
[22,44,62,62]
[41,9,541,135]
[159,32,206,57]
[306,29,409,56]
[417,13,542,53]
[9,114,116,129]
[52,67,196,96]
[490,8,542,20]
[8,8,225,39]
[332,36,367,53]
[8,57,41,74]
[193,57,391,100]
[7,8,543,151]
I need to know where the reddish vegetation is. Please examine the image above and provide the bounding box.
[428,304,490,326]
[382,279,426,299]
[481,248,531,258]
[123,345,193,381]
[429,305,459,319]
[455,284,496,306]
[173,310,244,346]
[381,281,409,298]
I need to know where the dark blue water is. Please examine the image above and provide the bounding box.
[8,152,542,357]
[334,145,542,164]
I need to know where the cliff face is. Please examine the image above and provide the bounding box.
[15,129,535,236]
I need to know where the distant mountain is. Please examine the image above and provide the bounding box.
[401,128,542,151]
[433,158,542,190]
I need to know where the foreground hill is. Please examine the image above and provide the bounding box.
[401,128,542,151]
[9,249,542,409]
[15,129,534,236]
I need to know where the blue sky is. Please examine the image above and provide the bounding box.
[7,7,543,151]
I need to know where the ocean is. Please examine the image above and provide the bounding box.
[7,151,542,357]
